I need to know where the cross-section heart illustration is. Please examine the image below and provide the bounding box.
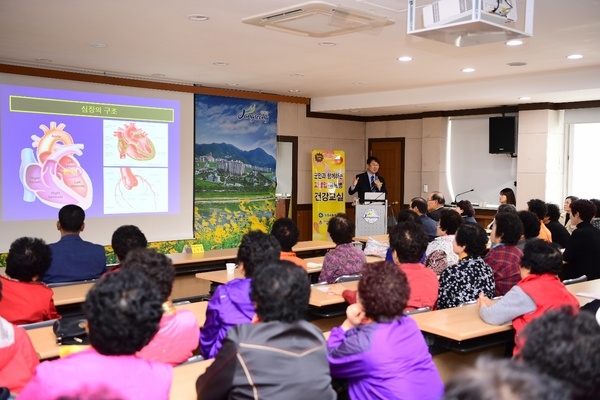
[19,122,93,209]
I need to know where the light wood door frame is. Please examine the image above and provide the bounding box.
[368,138,405,216]
[277,135,298,224]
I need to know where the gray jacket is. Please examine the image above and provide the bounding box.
[196,320,336,400]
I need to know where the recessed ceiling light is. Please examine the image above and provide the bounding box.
[226,83,238,87]
[288,89,300,93]
[567,54,583,60]
[318,41,336,47]
[506,40,523,46]
[213,62,228,66]
[289,74,304,78]
[397,56,413,62]
[507,61,527,67]
[462,67,475,73]
[519,96,531,100]
[353,82,366,85]
[151,73,166,77]
[187,15,209,21]
[34,58,52,63]
[89,43,107,48]
[348,109,359,113]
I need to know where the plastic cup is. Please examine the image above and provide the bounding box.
[226,263,236,274]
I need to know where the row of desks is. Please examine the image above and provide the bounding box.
[49,241,336,307]
[26,301,208,361]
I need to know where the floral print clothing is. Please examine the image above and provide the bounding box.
[424,235,458,275]
[318,243,366,284]
[437,256,495,309]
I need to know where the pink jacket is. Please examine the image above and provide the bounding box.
[19,348,172,399]
[137,309,199,365]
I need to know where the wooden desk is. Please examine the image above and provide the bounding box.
[52,282,96,307]
[309,281,358,307]
[170,359,214,400]
[27,301,208,361]
[410,303,512,342]
[565,278,600,306]
[168,240,335,267]
[353,235,389,243]
[194,256,328,285]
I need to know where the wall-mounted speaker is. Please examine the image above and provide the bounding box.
[489,116,517,154]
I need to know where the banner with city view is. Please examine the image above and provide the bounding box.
[193,95,277,249]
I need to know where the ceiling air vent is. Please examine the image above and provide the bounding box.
[242,1,394,37]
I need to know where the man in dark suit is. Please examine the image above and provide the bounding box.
[426,191,446,222]
[348,156,386,203]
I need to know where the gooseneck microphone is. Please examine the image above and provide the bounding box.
[454,189,474,204]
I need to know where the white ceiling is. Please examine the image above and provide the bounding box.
[1,0,599,117]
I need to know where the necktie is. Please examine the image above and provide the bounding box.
[371,175,376,192]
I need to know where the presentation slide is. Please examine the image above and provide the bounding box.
[0,73,194,253]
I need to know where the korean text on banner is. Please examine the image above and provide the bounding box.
[311,150,345,241]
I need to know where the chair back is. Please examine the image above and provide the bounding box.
[562,275,587,285]
[334,274,361,284]
[404,307,430,315]
[19,318,59,330]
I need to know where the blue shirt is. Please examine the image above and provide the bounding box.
[42,234,107,283]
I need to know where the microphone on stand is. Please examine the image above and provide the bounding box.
[453,189,474,204]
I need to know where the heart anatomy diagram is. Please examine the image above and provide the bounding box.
[112,122,158,209]
[19,122,93,210]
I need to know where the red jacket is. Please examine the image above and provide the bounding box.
[0,317,39,393]
[0,276,59,324]
[343,263,439,310]
[513,273,579,353]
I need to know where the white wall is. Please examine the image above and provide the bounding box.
[449,118,517,206]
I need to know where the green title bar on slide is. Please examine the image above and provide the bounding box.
[10,96,174,123]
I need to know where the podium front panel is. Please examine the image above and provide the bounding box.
[355,201,388,237]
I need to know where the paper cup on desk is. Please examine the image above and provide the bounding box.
[226,263,236,275]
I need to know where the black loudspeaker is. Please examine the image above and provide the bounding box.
[489,116,516,154]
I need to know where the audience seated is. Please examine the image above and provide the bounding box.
[19,269,172,399]
[385,209,422,262]
[337,222,439,311]
[0,237,59,324]
[425,208,462,274]
[410,197,437,241]
[108,225,148,273]
[515,210,541,251]
[196,260,335,399]
[200,231,281,359]
[437,223,495,309]
[270,217,308,270]
[121,248,199,365]
[327,261,443,400]
[562,195,579,234]
[426,191,446,222]
[518,309,600,400]
[544,203,570,248]
[41,204,106,283]
[318,213,365,284]
[527,199,552,242]
[484,211,523,296]
[456,200,477,224]
[443,357,571,400]
[590,199,600,230]
[498,188,517,206]
[479,239,579,355]
[0,280,39,394]
[562,199,600,280]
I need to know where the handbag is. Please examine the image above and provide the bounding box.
[53,317,89,345]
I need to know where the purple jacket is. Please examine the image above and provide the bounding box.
[200,278,254,359]
[328,316,443,400]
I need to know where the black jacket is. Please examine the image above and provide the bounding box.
[348,172,386,203]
